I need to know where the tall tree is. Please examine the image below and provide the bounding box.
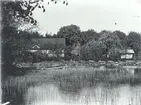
[45,32,52,38]
[2,0,68,26]
[127,32,141,60]
[57,24,81,45]
[99,31,123,61]
[113,30,127,48]
[80,29,99,45]
[30,31,44,38]
[1,0,67,74]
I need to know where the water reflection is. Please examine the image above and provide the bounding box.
[25,84,141,105]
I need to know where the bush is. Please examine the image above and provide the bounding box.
[80,40,105,61]
[22,50,65,62]
[64,46,73,60]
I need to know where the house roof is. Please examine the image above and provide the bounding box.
[126,49,134,53]
[120,48,135,54]
[30,38,66,50]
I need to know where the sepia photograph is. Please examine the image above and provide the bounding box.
[1,0,141,105]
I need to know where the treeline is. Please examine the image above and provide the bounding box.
[23,24,141,61]
[3,23,141,70]
[39,25,141,61]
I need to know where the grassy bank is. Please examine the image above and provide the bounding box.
[2,64,141,92]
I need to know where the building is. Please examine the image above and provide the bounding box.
[28,38,66,58]
[120,48,135,60]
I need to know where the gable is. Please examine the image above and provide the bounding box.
[32,45,40,49]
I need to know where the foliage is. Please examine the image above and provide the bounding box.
[80,30,141,61]
[29,31,44,38]
[2,0,141,71]
[45,32,52,38]
[2,28,32,75]
[127,32,141,59]
[99,30,123,60]
[2,0,68,25]
[80,29,99,45]
[113,30,127,48]
[64,46,73,60]
[2,0,68,75]
[81,31,123,61]
[57,24,81,45]
[80,40,105,61]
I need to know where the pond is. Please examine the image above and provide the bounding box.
[2,66,141,105]
[24,84,141,105]
[3,82,141,105]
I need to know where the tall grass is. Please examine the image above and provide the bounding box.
[2,66,141,104]
[51,68,141,93]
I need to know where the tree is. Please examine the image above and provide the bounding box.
[1,0,67,74]
[52,34,58,38]
[45,32,53,38]
[80,40,105,61]
[127,32,141,60]
[1,27,32,73]
[99,31,123,61]
[80,29,99,45]
[2,0,68,26]
[80,30,124,61]
[57,24,81,45]
[113,30,127,48]
[30,31,44,38]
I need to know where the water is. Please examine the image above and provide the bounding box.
[2,70,141,105]
[23,84,141,105]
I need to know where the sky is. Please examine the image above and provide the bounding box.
[32,0,141,35]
